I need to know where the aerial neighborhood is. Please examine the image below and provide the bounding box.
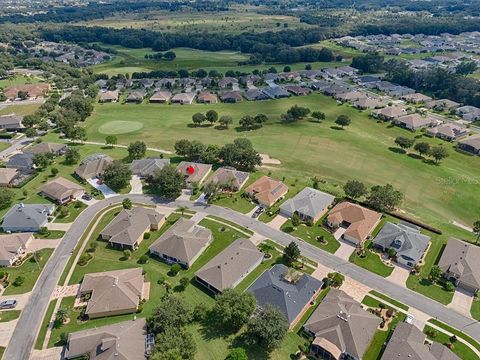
[0,2,480,360]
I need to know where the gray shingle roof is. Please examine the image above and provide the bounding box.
[280,187,335,219]
[2,203,54,232]
[6,153,34,170]
[130,158,170,178]
[247,264,323,325]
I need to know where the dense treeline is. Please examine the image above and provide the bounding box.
[40,26,337,64]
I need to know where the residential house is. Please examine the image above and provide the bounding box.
[6,153,34,171]
[75,154,113,180]
[335,91,368,102]
[149,218,212,268]
[195,238,263,294]
[401,93,433,104]
[139,78,154,89]
[393,114,436,131]
[171,92,196,104]
[176,161,212,187]
[64,319,148,360]
[262,86,290,99]
[279,187,335,223]
[0,114,23,131]
[243,89,270,101]
[323,84,349,97]
[304,289,381,360]
[244,175,288,208]
[285,85,311,96]
[425,99,460,111]
[426,123,469,141]
[456,106,480,122]
[353,98,387,110]
[457,135,480,155]
[126,91,145,104]
[130,158,170,178]
[98,90,119,103]
[220,91,243,103]
[372,106,407,121]
[149,91,172,103]
[0,233,33,267]
[25,142,67,155]
[100,207,165,249]
[356,75,381,86]
[40,177,85,204]
[247,264,323,328]
[0,168,19,187]
[2,203,55,232]
[438,238,480,292]
[155,78,176,89]
[219,77,238,89]
[3,83,51,101]
[326,202,382,246]
[381,322,460,360]
[79,268,148,319]
[196,92,218,104]
[373,222,430,268]
[205,167,249,192]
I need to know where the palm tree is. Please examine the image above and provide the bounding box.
[260,242,274,257]
[177,206,187,216]
[473,221,480,244]
[55,306,69,327]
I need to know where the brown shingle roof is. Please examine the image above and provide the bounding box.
[0,233,32,263]
[25,142,67,155]
[206,167,250,191]
[3,83,50,100]
[176,161,212,184]
[0,168,19,186]
[41,177,84,203]
[245,175,288,207]
[75,155,113,180]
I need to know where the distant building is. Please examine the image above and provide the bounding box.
[149,91,172,103]
[205,167,250,192]
[6,153,34,171]
[457,135,480,155]
[0,114,24,131]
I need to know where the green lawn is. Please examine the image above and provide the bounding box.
[349,240,394,277]
[0,103,41,117]
[0,142,9,153]
[205,215,254,236]
[35,300,56,350]
[2,249,53,295]
[369,290,409,311]
[472,298,480,321]
[424,325,479,360]
[54,201,87,223]
[428,319,480,354]
[281,219,340,254]
[34,230,65,239]
[0,310,21,323]
[0,75,41,87]
[82,93,480,229]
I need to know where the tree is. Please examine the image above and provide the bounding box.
[246,305,288,351]
[192,112,206,126]
[219,115,233,129]
[312,111,325,122]
[174,139,192,157]
[219,138,261,171]
[148,296,191,334]
[64,147,80,165]
[153,328,196,360]
[283,241,300,265]
[324,272,345,287]
[13,276,25,287]
[123,249,132,260]
[212,289,256,332]
[414,142,431,157]
[283,65,291,72]
[343,180,367,200]
[54,306,69,327]
[473,221,480,244]
[200,144,220,164]
[147,166,186,199]
[69,127,87,142]
[456,61,477,75]
[170,263,182,276]
[105,135,117,148]
[205,110,218,124]
[335,115,351,128]
[429,265,443,282]
[254,114,268,126]
[226,348,248,360]
[0,188,14,209]
[281,105,311,122]
[102,161,132,191]
[128,141,146,160]
[51,167,59,177]
[394,136,415,151]
[33,153,54,169]
[25,128,37,138]
[366,184,403,212]
[351,54,384,73]
[239,115,256,130]
[122,198,132,209]
[291,212,301,227]
[429,145,449,163]
[179,277,190,289]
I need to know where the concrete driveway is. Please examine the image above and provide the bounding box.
[335,241,356,261]
[176,189,192,201]
[267,214,289,230]
[387,265,411,287]
[30,347,63,360]
[129,175,143,194]
[86,178,117,198]
[0,319,18,347]
[27,239,61,252]
[0,292,30,310]
[333,227,347,240]
[448,289,475,317]
[46,222,71,231]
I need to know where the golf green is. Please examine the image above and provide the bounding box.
[98,120,144,135]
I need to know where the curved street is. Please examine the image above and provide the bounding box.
[4,195,480,359]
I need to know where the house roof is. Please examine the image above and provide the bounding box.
[304,289,381,359]
[195,238,263,292]
[41,177,84,202]
[101,207,164,247]
[206,167,249,190]
[25,142,67,155]
[402,93,432,102]
[0,233,32,263]
[262,86,290,98]
[149,218,212,264]
[130,158,170,177]
[0,114,23,129]
[65,319,147,360]
[373,222,430,264]
[99,90,119,101]
[327,202,382,243]
[220,91,243,102]
[150,91,172,102]
[438,238,480,290]
[176,161,212,184]
[197,92,218,102]
[381,323,460,360]
[0,168,19,185]
[6,153,34,169]
[458,135,480,150]
[353,97,386,109]
[243,89,270,101]
[80,268,144,317]
[247,264,323,325]
[395,114,435,128]
[245,176,288,206]
[3,83,50,99]
[280,187,335,219]
[171,92,196,103]
[373,106,407,119]
[2,203,54,230]
[126,91,145,101]
[427,123,468,139]
[75,154,113,180]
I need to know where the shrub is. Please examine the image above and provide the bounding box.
[143,232,150,239]
[179,276,190,289]
[139,255,149,264]
[170,263,181,276]
[157,274,166,285]
[78,253,92,266]
[13,276,25,287]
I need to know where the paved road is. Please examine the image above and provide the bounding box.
[5,195,480,359]
[0,137,33,160]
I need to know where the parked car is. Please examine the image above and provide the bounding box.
[0,300,17,309]
[82,193,92,201]
[252,206,265,218]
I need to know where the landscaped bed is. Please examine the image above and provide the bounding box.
[349,240,394,277]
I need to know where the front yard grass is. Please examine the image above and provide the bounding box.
[424,324,479,360]
[349,240,394,277]
[3,248,53,295]
[428,319,480,354]
[472,298,480,321]
[0,310,21,323]
[204,215,254,236]
[54,201,87,223]
[281,219,340,254]
[35,300,56,350]
[34,230,65,239]
[211,192,256,214]
[369,290,409,311]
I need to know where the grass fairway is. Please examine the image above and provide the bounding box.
[0,103,41,116]
[98,120,144,134]
[84,93,480,228]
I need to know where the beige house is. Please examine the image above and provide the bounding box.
[100,207,165,249]
[197,92,218,104]
[176,161,212,187]
[326,202,382,246]
[75,154,113,180]
[205,167,250,192]
[79,268,148,319]
[244,175,288,207]
[0,168,19,187]
[41,177,85,204]
[3,83,51,100]
[401,93,433,104]
[0,233,33,267]
[149,218,212,268]
[25,142,67,155]
[171,92,196,104]
[372,106,407,121]
[393,114,436,131]
[149,91,172,103]
[98,90,119,103]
